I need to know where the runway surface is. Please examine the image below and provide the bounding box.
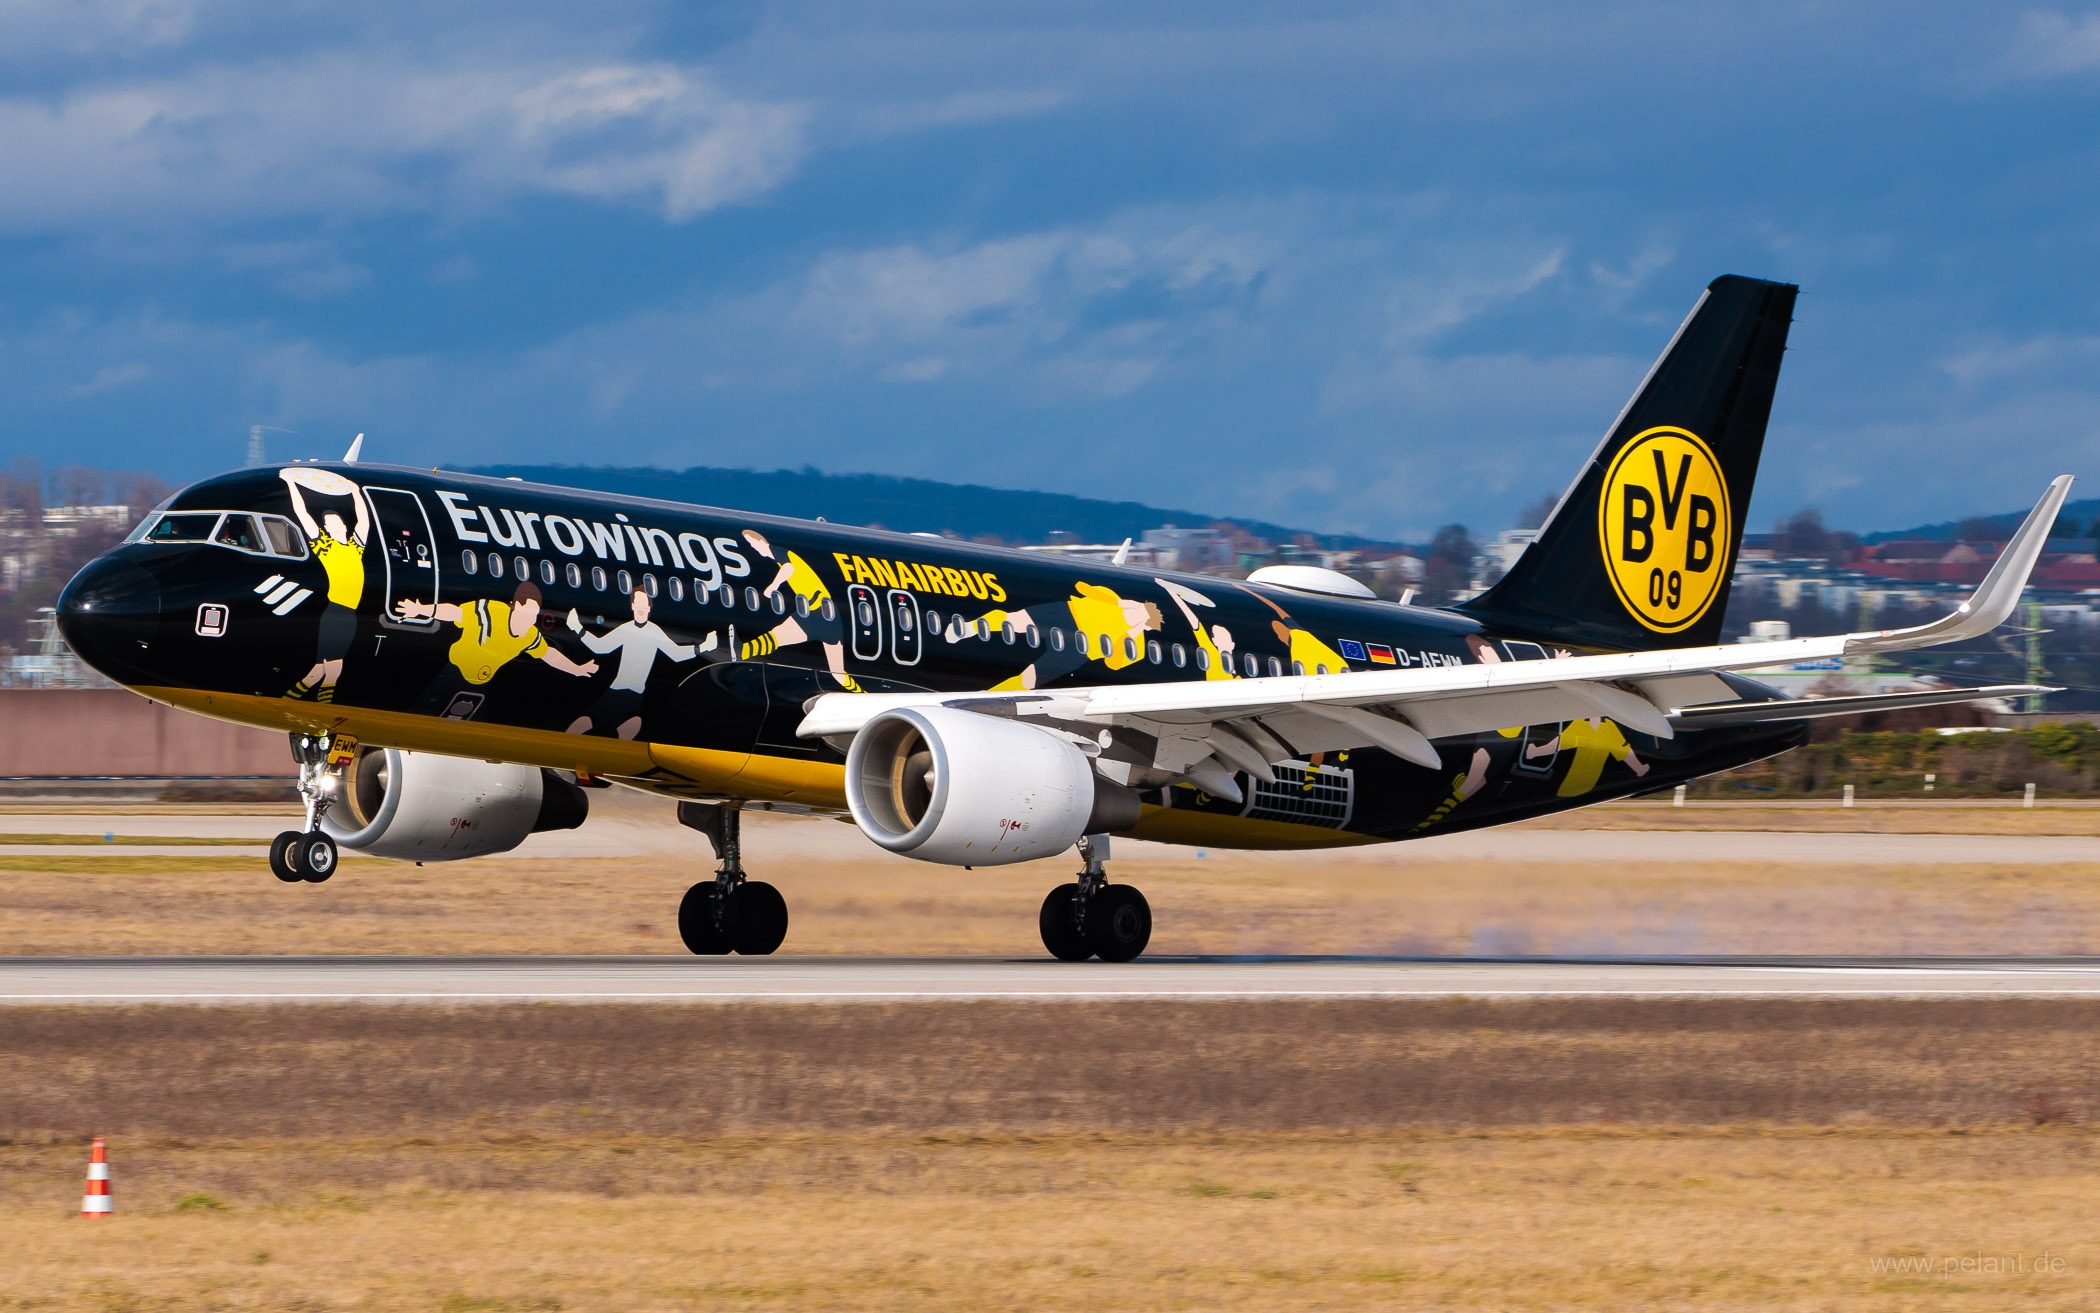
[7,956,2100,1002]
[6,812,2098,864]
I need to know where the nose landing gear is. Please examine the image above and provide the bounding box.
[676,803,790,956]
[1040,835,1151,963]
[269,732,341,884]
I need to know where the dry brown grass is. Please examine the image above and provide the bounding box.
[3,1131,2097,1310]
[5,845,2100,956]
[3,1000,2099,1309]
[6,999,2099,1139]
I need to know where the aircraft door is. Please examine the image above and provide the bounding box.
[365,487,440,629]
[847,584,884,662]
[888,589,921,666]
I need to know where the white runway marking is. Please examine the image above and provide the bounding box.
[5,957,2100,1003]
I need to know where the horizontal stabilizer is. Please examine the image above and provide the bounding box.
[1672,685,2051,730]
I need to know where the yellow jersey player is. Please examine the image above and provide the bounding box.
[279,467,371,702]
[738,529,860,692]
[399,581,598,721]
[965,582,1163,691]
[1157,579,1239,681]
[1526,717,1650,797]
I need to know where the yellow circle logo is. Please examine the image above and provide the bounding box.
[1596,426,1731,633]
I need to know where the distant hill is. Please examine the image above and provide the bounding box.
[1863,498,2100,544]
[470,464,1404,551]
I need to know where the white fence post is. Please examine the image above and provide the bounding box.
[1924,773,1935,792]
[2025,782,2037,809]
[1672,784,1686,808]
[1842,784,1854,808]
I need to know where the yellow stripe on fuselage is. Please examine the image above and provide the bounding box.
[137,686,1386,850]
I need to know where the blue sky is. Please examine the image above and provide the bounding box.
[4,2,2100,539]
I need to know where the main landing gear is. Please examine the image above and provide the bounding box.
[675,802,789,956]
[270,732,341,884]
[1040,834,1151,963]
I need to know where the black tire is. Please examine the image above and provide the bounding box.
[1087,884,1151,963]
[299,833,338,883]
[269,831,303,883]
[677,882,734,955]
[1039,883,1093,962]
[728,881,789,956]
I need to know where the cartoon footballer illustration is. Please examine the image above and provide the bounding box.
[1526,718,1651,797]
[279,466,370,702]
[965,582,1164,691]
[564,587,710,739]
[1156,579,1238,680]
[1242,585,1352,676]
[736,530,861,692]
[400,581,597,720]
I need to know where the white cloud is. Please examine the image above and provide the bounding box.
[0,55,809,233]
[1999,10,2100,78]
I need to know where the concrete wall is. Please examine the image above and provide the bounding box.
[0,689,291,777]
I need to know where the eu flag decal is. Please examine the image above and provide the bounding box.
[1338,639,1367,662]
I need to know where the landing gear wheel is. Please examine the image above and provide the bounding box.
[269,831,303,883]
[678,883,734,955]
[1087,884,1151,963]
[1039,883,1093,961]
[298,833,338,883]
[727,881,789,956]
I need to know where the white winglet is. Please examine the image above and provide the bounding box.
[1850,474,2073,653]
[342,432,364,464]
[1111,536,1132,565]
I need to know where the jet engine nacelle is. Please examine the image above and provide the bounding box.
[320,747,589,862]
[844,705,1139,866]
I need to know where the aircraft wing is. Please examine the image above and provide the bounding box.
[799,477,2072,784]
[1669,684,2050,729]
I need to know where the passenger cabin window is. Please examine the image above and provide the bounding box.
[540,560,556,586]
[1243,653,1259,677]
[1197,648,1210,671]
[566,563,582,588]
[794,592,808,618]
[1027,624,1041,649]
[771,590,787,616]
[976,618,991,641]
[1147,639,1161,664]
[668,576,684,602]
[462,549,480,575]
[1267,656,1284,678]
[926,609,942,635]
[744,586,760,611]
[617,570,632,595]
[1051,628,1066,652]
[1173,643,1187,668]
[822,597,837,623]
[591,566,607,591]
[643,573,659,598]
[514,556,529,581]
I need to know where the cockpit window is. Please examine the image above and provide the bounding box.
[261,516,301,557]
[213,514,262,551]
[144,513,222,543]
[135,510,308,559]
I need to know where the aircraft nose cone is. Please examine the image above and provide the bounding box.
[57,555,161,684]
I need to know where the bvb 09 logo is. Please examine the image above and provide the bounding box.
[1596,426,1731,633]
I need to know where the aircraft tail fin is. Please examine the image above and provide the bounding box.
[1457,274,1797,651]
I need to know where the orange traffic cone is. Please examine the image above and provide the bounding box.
[81,1138,111,1217]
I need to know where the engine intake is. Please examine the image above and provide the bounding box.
[321,747,588,862]
[845,705,1138,866]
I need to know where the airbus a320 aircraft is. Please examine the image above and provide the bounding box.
[58,275,2067,962]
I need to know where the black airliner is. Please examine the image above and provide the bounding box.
[58,275,2065,961]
